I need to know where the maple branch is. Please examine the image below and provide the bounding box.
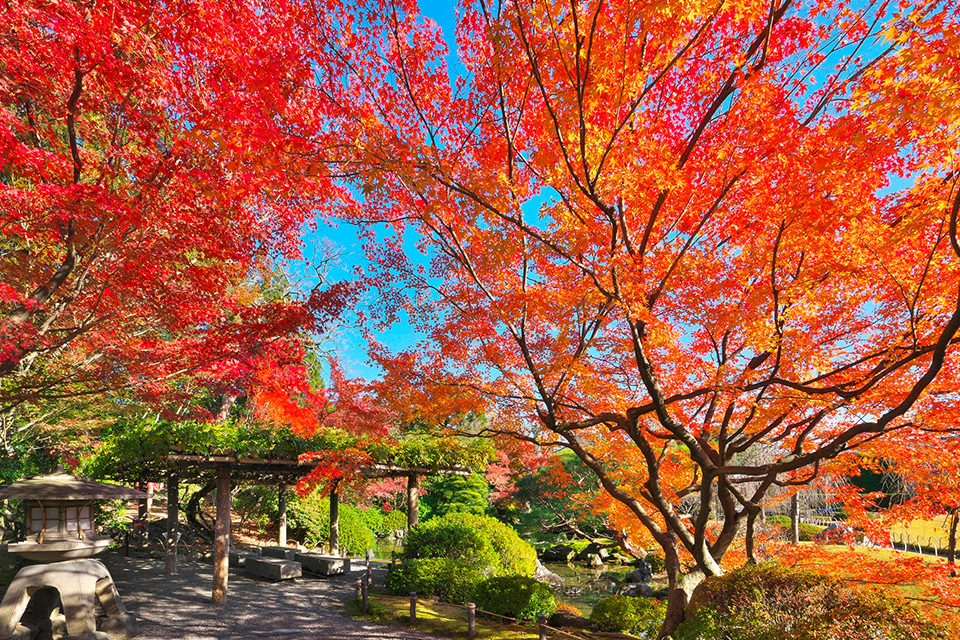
[67,49,85,184]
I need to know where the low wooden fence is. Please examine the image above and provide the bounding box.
[353,562,613,640]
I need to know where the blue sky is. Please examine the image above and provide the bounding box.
[297,1,460,382]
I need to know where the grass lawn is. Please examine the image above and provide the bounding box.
[894,516,952,541]
[345,594,635,639]
[346,594,546,639]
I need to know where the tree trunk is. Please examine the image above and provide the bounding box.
[211,468,231,604]
[278,483,287,546]
[790,493,800,544]
[185,480,216,540]
[407,474,419,529]
[745,510,758,564]
[165,474,178,574]
[329,480,340,556]
[948,509,958,568]
[659,540,703,639]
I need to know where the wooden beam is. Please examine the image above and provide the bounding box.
[165,473,178,574]
[407,474,419,529]
[211,467,231,604]
[278,483,287,546]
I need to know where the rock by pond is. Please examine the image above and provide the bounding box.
[617,582,655,598]
[533,559,564,586]
[624,558,652,583]
[540,544,577,563]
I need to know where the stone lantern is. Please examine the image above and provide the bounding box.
[0,468,147,640]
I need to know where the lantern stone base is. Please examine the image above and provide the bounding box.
[0,559,136,640]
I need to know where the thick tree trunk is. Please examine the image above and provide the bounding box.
[211,468,231,604]
[278,483,287,546]
[790,493,800,544]
[657,539,709,639]
[165,474,178,574]
[329,480,340,556]
[406,474,419,529]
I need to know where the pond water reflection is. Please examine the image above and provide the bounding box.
[541,561,629,615]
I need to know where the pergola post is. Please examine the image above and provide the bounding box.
[165,473,179,574]
[278,483,287,546]
[407,474,419,529]
[329,480,340,556]
[790,493,800,545]
[212,467,231,604]
[137,482,148,519]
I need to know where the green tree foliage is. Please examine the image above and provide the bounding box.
[421,472,490,520]
[676,564,948,640]
[507,450,608,544]
[81,417,357,483]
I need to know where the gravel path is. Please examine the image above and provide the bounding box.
[103,553,447,640]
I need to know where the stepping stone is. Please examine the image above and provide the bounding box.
[295,553,352,576]
[245,557,301,582]
[261,546,298,560]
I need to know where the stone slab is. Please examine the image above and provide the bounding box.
[260,546,297,560]
[229,550,259,567]
[244,557,301,582]
[294,553,351,576]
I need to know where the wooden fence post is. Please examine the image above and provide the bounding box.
[467,602,476,638]
[409,592,417,623]
[537,614,547,640]
[361,572,368,613]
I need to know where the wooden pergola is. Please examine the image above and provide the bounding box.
[157,453,469,604]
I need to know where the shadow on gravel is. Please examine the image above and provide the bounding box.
[102,553,445,640]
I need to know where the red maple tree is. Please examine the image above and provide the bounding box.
[302,0,960,634]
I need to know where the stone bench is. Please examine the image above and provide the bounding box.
[245,557,301,582]
[295,553,351,576]
[229,549,260,567]
[261,546,298,560]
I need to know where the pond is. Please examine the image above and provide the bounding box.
[541,561,630,616]
[372,539,631,616]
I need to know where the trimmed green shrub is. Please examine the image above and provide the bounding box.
[287,494,375,556]
[354,506,386,538]
[389,513,537,602]
[645,552,665,574]
[382,509,408,534]
[767,515,822,541]
[675,563,949,640]
[385,558,484,604]
[590,595,665,638]
[403,512,537,577]
[474,576,557,622]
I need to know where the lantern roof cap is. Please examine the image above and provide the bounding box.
[0,467,148,501]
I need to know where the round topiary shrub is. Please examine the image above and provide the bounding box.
[675,563,949,640]
[589,595,666,638]
[388,513,537,603]
[473,576,557,622]
[402,512,537,577]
